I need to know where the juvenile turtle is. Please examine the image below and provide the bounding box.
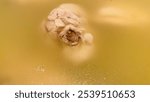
[44,3,93,46]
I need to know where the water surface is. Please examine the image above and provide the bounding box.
[0,0,150,84]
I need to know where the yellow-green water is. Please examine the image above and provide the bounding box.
[0,0,150,84]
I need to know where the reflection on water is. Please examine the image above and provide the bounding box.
[0,0,150,84]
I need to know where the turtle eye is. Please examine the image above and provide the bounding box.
[67,30,72,34]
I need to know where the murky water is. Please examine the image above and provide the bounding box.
[0,0,150,84]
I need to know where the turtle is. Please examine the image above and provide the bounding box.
[44,3,93,46]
